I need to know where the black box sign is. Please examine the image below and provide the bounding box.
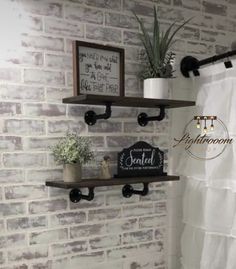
[116,141,166,177]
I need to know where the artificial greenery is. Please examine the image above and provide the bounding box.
[134,6,191,79]
[51,132,94,165]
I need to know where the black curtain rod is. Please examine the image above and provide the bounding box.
[180,49,236,77]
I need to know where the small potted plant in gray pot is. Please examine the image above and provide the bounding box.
[134,6,190,99]
[51,132,94,182]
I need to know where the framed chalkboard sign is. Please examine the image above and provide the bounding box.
[73,41,125,97]
[116,141,166,178]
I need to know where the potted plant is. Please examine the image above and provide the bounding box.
[134,6,190,99]
[51,132,94,182]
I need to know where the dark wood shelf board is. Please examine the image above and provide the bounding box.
[63,94,195,109]
[46,175,179,189]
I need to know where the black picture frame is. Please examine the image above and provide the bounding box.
[73,40,125,97]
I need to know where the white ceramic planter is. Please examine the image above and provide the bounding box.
[63,163,82,182]
[144,78,169,99]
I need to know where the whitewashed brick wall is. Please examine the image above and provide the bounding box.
[0,0,234,269]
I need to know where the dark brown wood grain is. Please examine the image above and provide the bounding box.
[46,175,179,189]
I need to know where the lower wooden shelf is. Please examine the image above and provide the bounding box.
[46,175,179,203]
[46,175,179,189]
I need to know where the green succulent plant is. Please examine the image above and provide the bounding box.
[134,6,191,79]
[51,132,94,165]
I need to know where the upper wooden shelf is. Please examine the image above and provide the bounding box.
[63,94,195,109]
[46,175,179,189]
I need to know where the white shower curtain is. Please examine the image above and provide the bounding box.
[179,60,236,269]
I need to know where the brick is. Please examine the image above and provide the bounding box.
[105,191,139,205]
[202,1,227,16]
[85,0,121,10]
[8,246,48,262]
[22,34,64,51]
[88,121,122,133]
[124,121,154,133]
[50,211,86,226]
[47,119,86,134]
[27,15,43,32]
[106,219,138,234]
[0,264,28,269]
[155,228,166,240]
[5,185,47,200]
[123,204,153,217]
[107,245,138,260]
[139,215,166,229]
[67,105,96,117]
[21,0,62,17]
[124,76,139,94]
[24,69,65,86]
[24,137,60,151]
[125,62,142,75]
[157,6,185,21]
[154,201,167,215]
[123,229,152,244]
[139,241,164,253]
[178,26,200,41]
[4,51,43,67]
[2,119,45,135]
[0,68,21,82]
[0,102,21,116]
[24,103,66,117]
[106,136,138,148]
[29,199,67,214]
[65,5,103,24]
[26,169,62,183]
[190,14,214,29]
[89,235,121,250]
[0,84,44,101]
[0,251,5,264]
[0,202,25,217]
[0,169,24,184]
[0,220,4,232]
[86,25,122,43]
[140,135,169,148]
[123,0,153,16]
[123,31,142,46]
[46,87,72,102]
[201,29,226,44]
[45,54,72,70]
[65,71,73,87]
[173,0,200,10]
[0,234,26,249]
[31,258,68,269]
[45,18,84,38]
[3,153,46,168]
[30,228,68,245]
[52,240,87,256]
[0,136,22,151]
[88,207,121,222]
[105,12,138,30]
[7,216,47,231]
[70,252,105,268]
[70,223,106,239]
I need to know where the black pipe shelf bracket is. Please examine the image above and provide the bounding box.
[138,105,166,126]
[84,102,112,126]
[122,183,149,198]
[69,187,95,203]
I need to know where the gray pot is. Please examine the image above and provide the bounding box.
[63,163,82,182]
